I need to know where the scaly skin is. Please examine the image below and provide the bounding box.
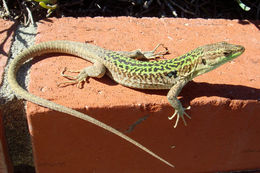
[7,40,244,168]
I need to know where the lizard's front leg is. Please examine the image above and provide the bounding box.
[58,61,106,87]
[167,80,191,128]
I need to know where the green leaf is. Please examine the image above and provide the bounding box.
[235,0,251,11]
[34,0,57,5]
[38,1,57,10]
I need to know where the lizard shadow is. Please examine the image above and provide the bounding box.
[129,81,260,103]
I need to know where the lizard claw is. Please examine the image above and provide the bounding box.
[57,67,88,88]
[168,106,191,128]
[142,44,169,59]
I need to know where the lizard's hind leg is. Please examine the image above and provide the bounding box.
[58,61,106,88]
[117,44,169,60]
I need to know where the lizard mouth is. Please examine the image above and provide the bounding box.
[229,45,245,60]
[235,45,245,55]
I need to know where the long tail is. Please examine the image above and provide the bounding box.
[7,41,174,168]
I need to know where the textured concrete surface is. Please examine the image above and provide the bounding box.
[1,24,36,170]
[0,19,16,85]
[9,17,260,172]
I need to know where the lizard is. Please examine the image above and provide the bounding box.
[7,40,245,168]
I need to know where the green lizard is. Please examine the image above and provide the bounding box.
[7,40,245,168]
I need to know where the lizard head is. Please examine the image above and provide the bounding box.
[192,41,245,77]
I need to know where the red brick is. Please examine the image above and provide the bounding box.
[0,18,16,173]
[25,17,260,172]
[0,19,16,85]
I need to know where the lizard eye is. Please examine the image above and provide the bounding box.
[201,59,206,65]
[223,51,231,57]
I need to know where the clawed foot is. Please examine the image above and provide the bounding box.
[168,106,191,128]
[57,67,88,88]
[142,44,169,59]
